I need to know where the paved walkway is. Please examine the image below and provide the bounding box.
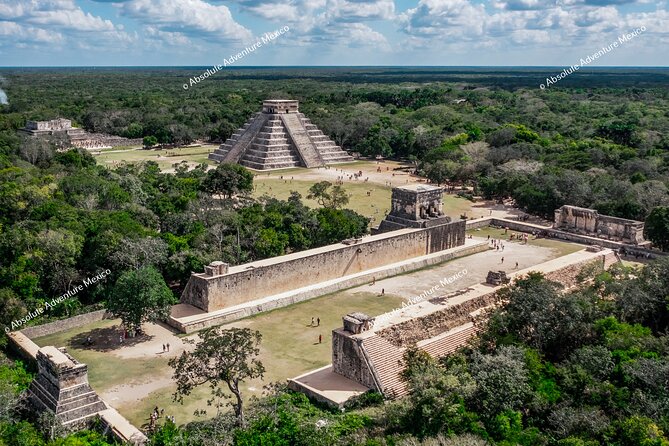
[358,235,559,301]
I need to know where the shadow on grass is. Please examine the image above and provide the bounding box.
[69,325,155,352]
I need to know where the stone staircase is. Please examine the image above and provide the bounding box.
[359,322,479,399]
[299,114,353,164]
[208,113,268,164]
[418,323,478,358]
[208,106,353,170]
[361,335,408,398]
[239,117,302,170]
[279,113,324,168]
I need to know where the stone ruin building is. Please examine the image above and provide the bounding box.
[20,119,141,150]
[27,346,107,428]
[375,184,451,233]
[554,205,646,245]
[208,99,353,170]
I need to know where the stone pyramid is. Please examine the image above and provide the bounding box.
[209,100,353,170]
[28,346,107,428]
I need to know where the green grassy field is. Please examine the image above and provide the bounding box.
[94,145,218,170]
[34,289,403,427]
[253,178,391,224]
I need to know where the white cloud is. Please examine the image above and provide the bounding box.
[119,0,252,42]
[399,0,668,54]
[0,0,131,48]
[400,0,487,38]
[0,21,64,45]
[327,0,395,21]
[145,26,192,47]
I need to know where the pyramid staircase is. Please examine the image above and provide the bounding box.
[208,101,353,170]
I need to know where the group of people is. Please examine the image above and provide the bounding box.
[149,405,175,430]
[310,317,323,344]
[488,236,505,252]
[162,343,170,353]
[509,231,530,244]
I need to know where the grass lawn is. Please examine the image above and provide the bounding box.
[94,145,218,170]
[253,178,391,225]
[467,226,585,257]
[34,289,403,427]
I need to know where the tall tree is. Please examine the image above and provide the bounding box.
[201,163,253,199]
[106,266,175,333]
[169,327,264,426]
[307,181,350,209]
[645,206,669,251]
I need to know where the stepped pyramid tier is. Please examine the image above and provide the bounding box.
[27,346,107,429]
[209,99,353,170]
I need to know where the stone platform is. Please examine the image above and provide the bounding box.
[28,346,107,428]
[288,365,370,409]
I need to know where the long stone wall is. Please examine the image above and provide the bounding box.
[21,310,108,339]
[170,241,488,333]
[181,221,466,312]
[376,292,499,348]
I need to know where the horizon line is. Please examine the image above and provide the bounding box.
[1,65,669,69]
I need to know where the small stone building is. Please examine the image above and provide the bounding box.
[27,346,107,428]
[554,205,645,244]
[375,184,451,233]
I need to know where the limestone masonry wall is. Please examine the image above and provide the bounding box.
[332,331,378,390]
[21,310,108,339]
[377,292,500,347]
[554,205,645,244]
[182,221,466,312]
[466,217,665,258]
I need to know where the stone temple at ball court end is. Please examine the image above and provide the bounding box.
[208,99,353,170]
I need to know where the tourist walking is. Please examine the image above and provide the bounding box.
[162,344,165,353]
[317,317,320,326]
[311,317,315,326]
[166,343,170,352]
[318,334,322,344]
[501,257,505,264]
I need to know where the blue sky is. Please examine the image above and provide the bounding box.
[0,0,667,66]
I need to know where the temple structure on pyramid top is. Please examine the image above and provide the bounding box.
[209,99,353,170]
